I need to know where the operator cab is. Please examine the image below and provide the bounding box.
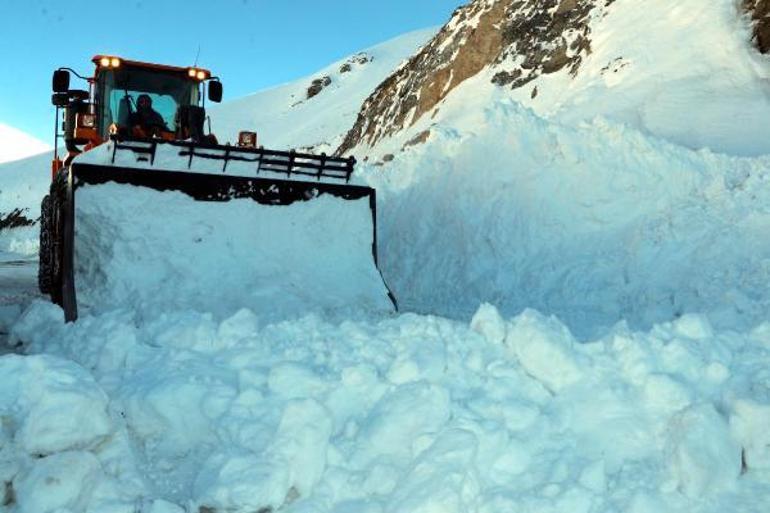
[50,55,224,174]
[92,56,221,140]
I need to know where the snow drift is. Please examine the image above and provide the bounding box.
[367,86,770,337]
[7,302,770,512]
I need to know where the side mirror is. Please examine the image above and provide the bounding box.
[208,81,223,103]
[52,69,70,93]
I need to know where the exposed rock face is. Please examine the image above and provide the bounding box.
[340,53,372,73]
[744,0,770,53]
[306,76,332,99]
[337,0,605,154]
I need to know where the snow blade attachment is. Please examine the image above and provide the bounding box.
[39,138,397,321]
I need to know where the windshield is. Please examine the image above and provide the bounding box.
[97,67,200,136]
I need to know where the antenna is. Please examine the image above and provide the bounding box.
[193,45,201,67]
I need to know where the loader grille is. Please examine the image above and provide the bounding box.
[109,137,357,182]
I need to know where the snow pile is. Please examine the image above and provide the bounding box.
[0,124,50,165]
[6,301,770,512]
[364,83,770,338]
[0,355,123,513]
[74,183,393,321]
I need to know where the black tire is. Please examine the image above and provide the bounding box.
[37,195,52,294]
[49,173,67,306]
[38,171,68,304]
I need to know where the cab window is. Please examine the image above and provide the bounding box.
[98,67,199,136]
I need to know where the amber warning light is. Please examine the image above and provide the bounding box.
[187,68,210,81]
[238,131,257,148]
[98,56,121,68]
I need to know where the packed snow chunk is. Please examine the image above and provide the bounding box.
[470,303,507,344]
[641,373,694,415]
[671,314,714,341]
[0,355,112,455]
[217,308,261,347]
[119,370,236,455]
[664,404,741,498]
[73,183,394,321]
[504,309,584,393]
[13,451,102,513]
[360,382,451,463]
[271,399,333,497]
[268,363,329,399]
[194,453,291,513]
[730,398,770,470]
[386,429,480,513]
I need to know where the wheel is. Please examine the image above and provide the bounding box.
[38,172,68,304]
[37,195,52,294]
[49,174,67,306]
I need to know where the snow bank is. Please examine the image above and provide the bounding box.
[0,152,50,255]
[0,354,125,513]
[366,87,770,338]
[74,183,393,321]
[8,301,770,512]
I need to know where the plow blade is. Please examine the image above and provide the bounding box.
[40,139,397,322]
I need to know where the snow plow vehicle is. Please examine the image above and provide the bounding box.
[39,56,396,321]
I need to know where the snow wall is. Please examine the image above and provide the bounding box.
[73,183,393,321]
[367,95,770,339]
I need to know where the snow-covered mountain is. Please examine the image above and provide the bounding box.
[209,29,436,153]
[0,124,50,165]
[341,0,770,158]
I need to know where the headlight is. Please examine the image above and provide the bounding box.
[188,68,210,81]
[100,57,111,67]
[238,131,258,148]
[79,113,96,128]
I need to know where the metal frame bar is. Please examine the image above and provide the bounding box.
[109,136,356,182]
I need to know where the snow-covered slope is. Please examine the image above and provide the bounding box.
[209,29,435,153]
[341,0,770,158]
[0,124,50,165]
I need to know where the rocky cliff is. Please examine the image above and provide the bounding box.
[745,0,770,53]
[337,0,607,154]
[338,0,770,156]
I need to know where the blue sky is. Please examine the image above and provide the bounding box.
[0,0,464,143]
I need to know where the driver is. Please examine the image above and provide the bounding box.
[130,94,168,134]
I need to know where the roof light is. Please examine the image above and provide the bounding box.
[98,56,121,69]
[188,68,197,78]
[196,70,206,80]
